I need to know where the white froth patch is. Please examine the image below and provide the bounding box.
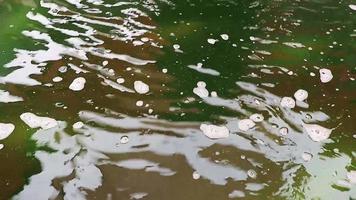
[207,38,218,44]
[349,5,356,10]
[173,44,180,50]
[73,121,84,129]
[116,78,125,84]
[200,124,229,139]
[20,113,58,130]
[0,123,15,140]
[120,135,129,144]
[249,114,264,122]
[192,171,200,180]
[347,171,356,184]
[238,119,256,131]
[211,91,218,97]
[134,81,149,94]
[294,89,308,101]
[69,77,86,91]
[220,34,229,40]
[302,152,313,162]
[52,76,63,82]
[0,90,23,103]
[303,123,332,142]
[193,81,209,98]
[0,144,3,150]
[136,100,144,107]
[279,127,289,136]
[319,68,333,83]
[280,97,296,108]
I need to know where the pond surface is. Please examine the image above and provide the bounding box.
[0,0,355,199]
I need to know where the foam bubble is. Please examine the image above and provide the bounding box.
[120,135,129,144]
[0,90,23,103]
[69,77,86,91]
[116,78,125,84]
[294,89,308,101]
[134,81,150,94]
[347,171,356,184]
[349,5,356,10]
[301,152,313,162]
[200,124,229,139]
[73,121,84,129]
[20,113,58,130]
[0,123,15,140]
[173,44,180,49]
[319,68,333,83]
[193,81,209,98]
[249,114,264,122]
[303,123,332,142]
[207,38,217,44]
[136,100,144,107]
[279,127,289,136]
[192,171,200,180]
[211,91,218,97]
[238,119,256,131]
[247,169,257,179]
[280,97,296,108]
[220,34,229,40]
[52,76,63,82]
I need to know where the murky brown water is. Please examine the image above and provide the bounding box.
[0,0,355,199]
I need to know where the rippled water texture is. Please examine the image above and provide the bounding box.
[0,0,356,199]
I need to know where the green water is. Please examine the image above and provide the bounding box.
[0,0,355,199]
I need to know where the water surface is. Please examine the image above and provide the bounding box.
[0,0,355,199]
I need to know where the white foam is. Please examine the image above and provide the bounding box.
[280,97,296,108]
[200,124,229,139]
[207,38,217,44]
[249,114,264,122]
[120,135,129,144]
[347,171,356,184]
[20,113,58,130]
[0,144,3,150]
[193,81,209,98]
[220,34,229,40]
[134,81,149,94]
[0,123,15,140]
[173,44,180,50]
[0,90,23,103]
[136,100,144,107]
[247,169,257,179]
[211,91,218,97]
[192,171,200,180]
[301,152,313,162]
[238,119,256,131]
[283,42,305,48]
[294,89,308,101]
[303,123,332,142]
[72,121,84,129]
[279,127,289,136]
[319,68,333,83]
[116,78,125,84]
[52,76,63,82]
[69,77,86,91]
[349,5,356,10]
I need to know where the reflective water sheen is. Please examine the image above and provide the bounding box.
[0,0,355,199]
